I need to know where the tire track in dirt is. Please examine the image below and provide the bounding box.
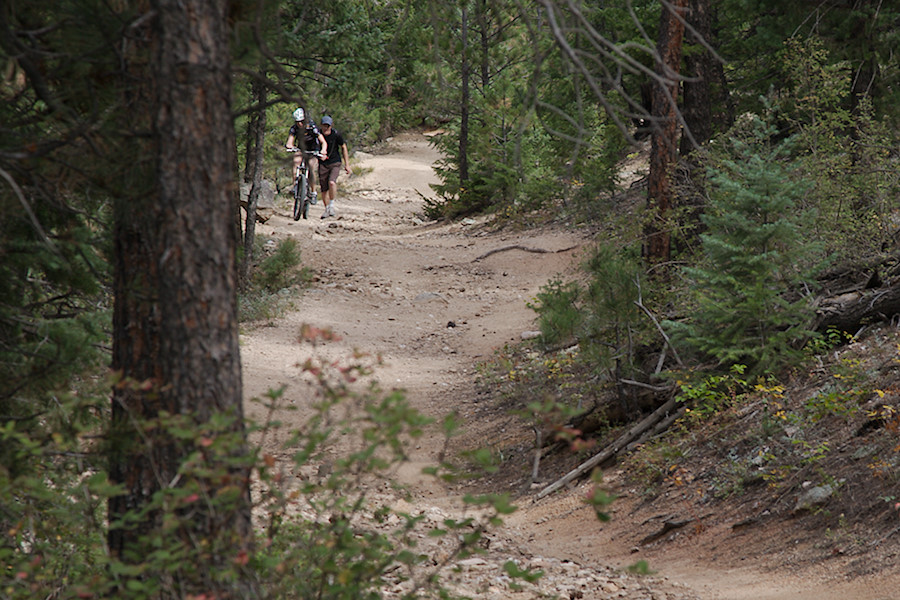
[239,132,900,600]
[238,133,705,599]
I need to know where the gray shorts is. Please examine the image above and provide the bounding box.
[318,162,342,192]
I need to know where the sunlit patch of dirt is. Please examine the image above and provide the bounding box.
[242,131,900,600]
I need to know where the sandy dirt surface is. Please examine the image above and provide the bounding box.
[240,133,900,600]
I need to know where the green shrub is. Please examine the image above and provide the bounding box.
[530,244,647,381]
[1,342,536,599]
[529,278,582,347]
[777,37,900,261]
[239,286,299,323]
[254,237,306,292]
[239,238,312,323]
[676,364,749,422]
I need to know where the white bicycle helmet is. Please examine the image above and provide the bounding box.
[292,107,305,122]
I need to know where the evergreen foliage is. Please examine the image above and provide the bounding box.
[428,121,560,219]
[253,237,306,292]
[531,244,649,381]
[717,0,900,126]
[0,0,115,450]
[531,277,582,347]
[238,237,311,323]
[426,1,647,220]
[579,245,646,379]
[4,0,900,595]
[667,115,820,374]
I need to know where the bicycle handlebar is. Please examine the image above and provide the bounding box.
[285,147,323,158]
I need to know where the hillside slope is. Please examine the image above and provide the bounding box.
[241,131,900,600]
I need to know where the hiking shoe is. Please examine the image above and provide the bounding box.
[310,191,318,205]
[321,208,331,219]
[327,204,336,217]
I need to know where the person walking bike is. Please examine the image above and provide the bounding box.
[317,115,351,219]
[284,107,326,206]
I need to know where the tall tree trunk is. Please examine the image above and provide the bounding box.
[380,1,410,140]
[644,0,687,265]
[477,0,490,88]
[242,91,258,184]
[679,0,712,155]
[381,63,396,139]
[708,4,734,129]
[459,4,470,187]
[109,0,254,596]
[242,74,267,287]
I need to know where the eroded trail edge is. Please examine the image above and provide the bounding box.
[240,132,899,600]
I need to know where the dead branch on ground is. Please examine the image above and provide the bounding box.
[535,395,679,500]
[473,244,579,262]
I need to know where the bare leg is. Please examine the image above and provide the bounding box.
[307,157,318,190]
[306,157,319,203]
[292,154,302,186]
[320,165,340,217]
[327,181,337,206]
[322,178,336,208]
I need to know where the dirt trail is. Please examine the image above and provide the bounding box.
[240,133,900,600]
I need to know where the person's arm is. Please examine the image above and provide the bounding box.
[341,142,350,174]
[285,132,296,149]
[318,133,328,158]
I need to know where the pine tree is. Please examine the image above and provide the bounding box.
[672,116,819,374]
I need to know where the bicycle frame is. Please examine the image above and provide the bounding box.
[289,149,317,221]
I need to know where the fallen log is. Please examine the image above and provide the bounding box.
[534,395,679,500]
[814,283,900,334]
[622,404,685,455]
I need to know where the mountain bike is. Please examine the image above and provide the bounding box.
[287,148,319,221]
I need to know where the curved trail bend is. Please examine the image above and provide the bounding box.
[240,132,899,600]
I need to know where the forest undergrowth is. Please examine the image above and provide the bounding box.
[459,186,900,578]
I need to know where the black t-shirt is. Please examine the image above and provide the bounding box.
[289,123,321,152]
[321,129,345,165]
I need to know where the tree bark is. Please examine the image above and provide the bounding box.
[242,74,267,288]
[679,0,713,155]
[109,0,254,596]
[644,0,687,265]
[477,0,491,88]
[459,4,471,187]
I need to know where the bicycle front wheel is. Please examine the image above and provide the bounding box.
[298,172,309,220]
[292,193,302,221]
[292,173,307,221]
